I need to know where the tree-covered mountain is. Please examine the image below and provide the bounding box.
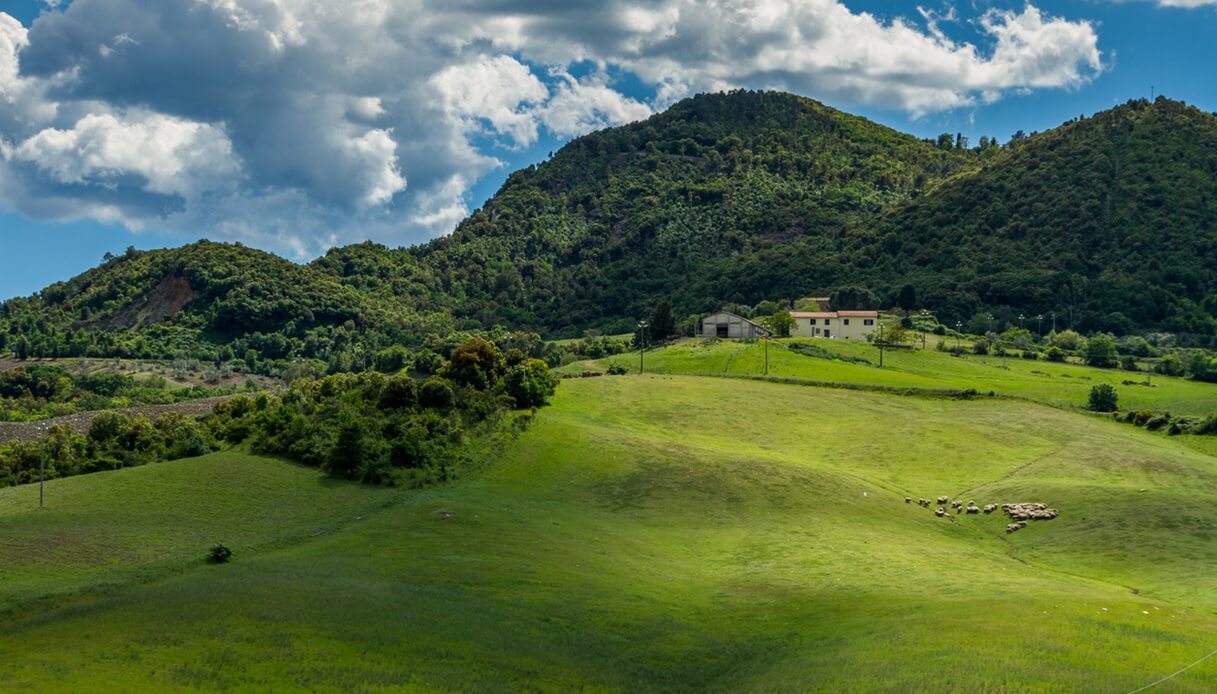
[340,90,981,334]
[5,90,1217,366]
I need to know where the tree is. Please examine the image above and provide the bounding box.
[442,338,505,390]
[325,412,369,479]
[766,311,795,338]
[897,284,916,316]
[503,359,559,408]
[1084,334,1118,368]
[882,323,908,345]
[649,299,676,343]
[1088,383,1118,412]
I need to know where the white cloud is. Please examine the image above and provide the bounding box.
[431,55,549,147]
[13,111,240,198]
[541,74,653,138]
[0,1,1106,256]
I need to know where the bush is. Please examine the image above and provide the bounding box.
[208,543,233,564]
[1133,410,1154,426]
[1146,414,1171,431]
[1119,355,1139,371]
[1021,350,1038,360]
[373,345,410,373]
[1085,334,1118,368]
[1088,383,1118,412]
[503,359,559,408]
[972,340,989,355]
[418,378,455,409]
[606,364,628,375]
[1046,346,1066,362]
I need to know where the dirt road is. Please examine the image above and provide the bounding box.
[0,396,235,445]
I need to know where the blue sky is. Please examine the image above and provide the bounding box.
[1,0,1215,300]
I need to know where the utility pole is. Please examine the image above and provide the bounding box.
[637,320,648,374]
[764,335,769,375]
[1036,314,1043,338]
[1051,312,1057,334]
[878,322,885,368]
[955,321,963,353]
[39,453,45,508]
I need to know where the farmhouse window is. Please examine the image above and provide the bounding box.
[809,318,817,325]
[844,319,850,326]
[864,319,874,326]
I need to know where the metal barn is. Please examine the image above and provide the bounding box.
[699,312,771,339]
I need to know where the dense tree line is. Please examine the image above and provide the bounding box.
[0,337,558,489]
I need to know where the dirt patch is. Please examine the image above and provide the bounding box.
[103,274,200,329]
[0,396,236,445]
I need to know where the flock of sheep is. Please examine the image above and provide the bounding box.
[905,496,1058,533]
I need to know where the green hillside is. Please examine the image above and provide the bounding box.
[0,450,395,615]
[6,92,1217,361]
[870,98,1217,335]
[583,336,1217,416]
[2,376,1215,690]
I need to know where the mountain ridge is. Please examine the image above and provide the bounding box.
[4,90,1217,366]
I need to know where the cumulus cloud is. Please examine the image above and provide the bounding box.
[0,1,1105,257]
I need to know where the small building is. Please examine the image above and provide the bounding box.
[700,312,772,339]
[789,310,879,340]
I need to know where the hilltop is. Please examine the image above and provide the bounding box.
[5,91,1217,364]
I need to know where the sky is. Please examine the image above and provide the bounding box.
[0,0,1215,300]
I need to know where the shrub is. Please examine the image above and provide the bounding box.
[1087,383,1118,412]
[418,378,455,409]
[373,345,410,373]
[1133,410,1154,426]
[972,340,989,356]
[1146,414,1171,432]
[1021,350,1038,360]
[1046,346,1066,362]
[606,364,628,375]
[208,543,233,564]
[1085,334,1118,368]
[503,359,559,408]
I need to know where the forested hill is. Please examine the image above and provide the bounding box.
[334,90,981,334]
[328,91,1217,337]
[5,91,1217,365]
[865,98,1217,336]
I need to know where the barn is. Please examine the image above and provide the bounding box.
[699,312,772,339]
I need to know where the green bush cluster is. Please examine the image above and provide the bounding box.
[0,364,241,423]
[0,338,559,490]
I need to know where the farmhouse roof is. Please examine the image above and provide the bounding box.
[789,310,879,319]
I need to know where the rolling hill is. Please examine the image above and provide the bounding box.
[1,375,1215,690]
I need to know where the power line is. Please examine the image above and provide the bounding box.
[1126,646,1217,693]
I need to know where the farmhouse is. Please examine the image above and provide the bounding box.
[789,310,879,340]
[700,312,772,339]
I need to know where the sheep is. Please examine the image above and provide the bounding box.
[1006,523,1022,533]
[936,508,946,517]
[905,497,912,504]
[983,504,997,514]
[937,495,949,504]
[966,505,979,514]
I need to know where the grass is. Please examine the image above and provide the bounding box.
[0,451,396,616]
[576,337,1217,417]
[1,376,1216,691]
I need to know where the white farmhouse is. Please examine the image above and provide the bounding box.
[789,310,879,340]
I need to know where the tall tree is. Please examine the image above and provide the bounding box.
[650,299,676,343]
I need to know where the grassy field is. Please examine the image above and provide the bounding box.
[575,337,1217,416]
[1,376,1215,691]
[0,451,396,615]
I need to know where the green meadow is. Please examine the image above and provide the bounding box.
[2,375,1216,691]
[582,336,1217,416]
